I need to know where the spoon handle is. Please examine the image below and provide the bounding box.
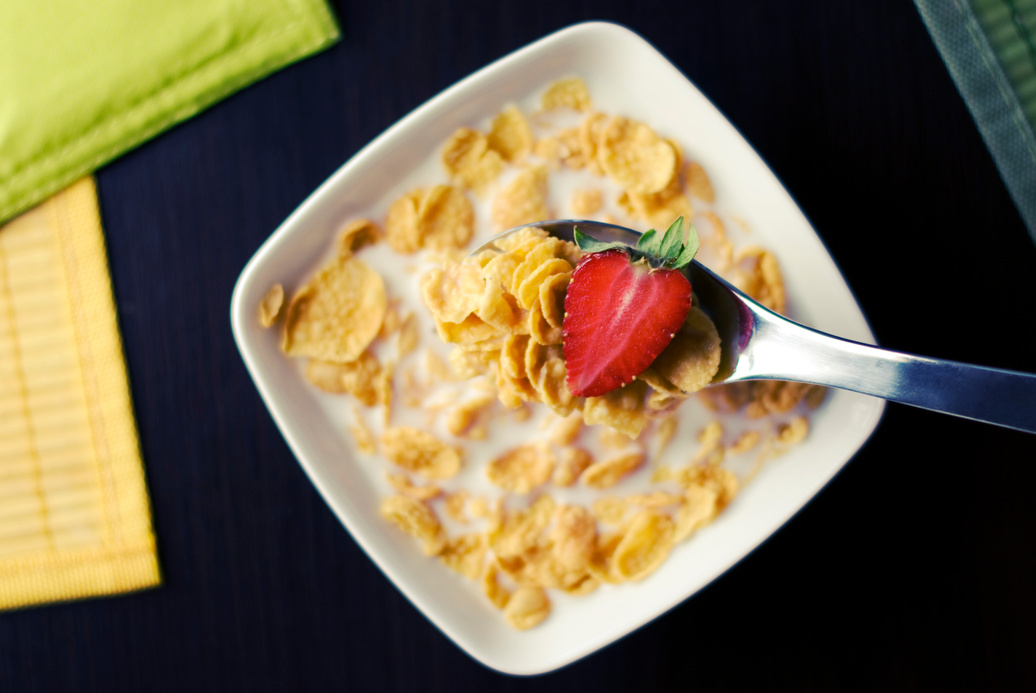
[740,313,1036,434]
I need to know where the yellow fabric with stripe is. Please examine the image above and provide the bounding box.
[0,177,160,609]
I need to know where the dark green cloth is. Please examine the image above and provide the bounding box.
[915,0,1036,244]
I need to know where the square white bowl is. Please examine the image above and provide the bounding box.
[231,21,884,675]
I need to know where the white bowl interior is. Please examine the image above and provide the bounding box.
[231,21,884,675]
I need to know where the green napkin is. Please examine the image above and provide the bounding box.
[0,0,339,224]
[915,0,1036,245]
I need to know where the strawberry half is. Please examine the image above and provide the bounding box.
[563,217,700,398]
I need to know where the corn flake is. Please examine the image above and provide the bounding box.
[588,532,624,584]
[599,426,633,450]
[385,472,441,500]
[528,300,564,346]
[304,350,384,405]
[654,415,679,457]
[735,245,786,314]
[673,483,720,543]
[416,184,475,251]
[552,446,593,487]
[777,416,809,446]
[582,380,650,438]
[488,105,533,163]
[380,426,462,479]
[516,258,571,310]
[419,262,484,324]
[610,511,675,582]
[486,443,555,493]
[547,412,583,446]
[444,490,471,524]
[282,257,386,363]
[482,560,511,609]
[550,504,597,574]
[491,165,550,230]
[337,218,383,257]
[581,451,645,489]
[258,284,284,327]
[623,179,694,231]
[569,188,603,216]
[396,312,420,358]
[541,77,592,111]
[490,495,556,561]
[626,491,683,508]
[693,421,724,462]
[745,381,817,418]
[380,495,447,556]
[686,161,715,203]
[591,496,627,525]
[348,406,377,455]
[503,586,551,630]
[538,272,570,329]
[652,306,721,393]
[446,392,496,438]
[729,430,761,454]
[598,116,677,194]
[442,127,505,197]
[439,533,487,578]
[385,189,424,253]
[580,113,608,176]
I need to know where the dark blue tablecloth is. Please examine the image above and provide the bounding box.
[4,1,1036,690]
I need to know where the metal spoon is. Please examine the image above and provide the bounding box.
[471,219,1036,434]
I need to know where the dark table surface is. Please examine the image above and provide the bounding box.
[5,1,1036,691]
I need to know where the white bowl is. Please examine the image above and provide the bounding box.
[230,21,884,675]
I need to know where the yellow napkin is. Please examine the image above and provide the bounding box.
[0,177,159,609]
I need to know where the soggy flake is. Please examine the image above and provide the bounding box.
[258,284,284,327]
[686,161,715,203]
[610,511,675,582]
[380,495,447,556]
[442,127,505,197]
[488,105,534,162]
[582,380,650,438]
[385,472,441,500]
[486,443,555,493]
[337,218,383,257]
[581,451,645,489]
[491,165,551,230]
[652,307,721,394]
[541,77,592,111]
[569,188,603,217]
[282,257,386,363]
[439,533,488,578]
[385,189,424,253]
[380,427,462,479]
[504,586,551,630]
[598,116,677,194]
[416,184,475,251]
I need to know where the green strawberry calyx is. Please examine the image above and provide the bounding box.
[573,216,700,270]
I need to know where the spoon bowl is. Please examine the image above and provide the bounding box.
[472,220,1036,434]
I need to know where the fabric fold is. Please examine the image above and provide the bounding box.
[0,0,339,224]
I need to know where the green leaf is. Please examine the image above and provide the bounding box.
[636,227,663,257]
[658,217,685,265]
[672,223,700,269]
[635,229,657,253]
[573,227,632,255]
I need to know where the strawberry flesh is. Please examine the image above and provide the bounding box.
[563,249,692,397]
